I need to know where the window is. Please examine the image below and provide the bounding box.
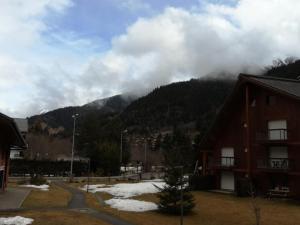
[221,148,234,166]
[268,120,287,140]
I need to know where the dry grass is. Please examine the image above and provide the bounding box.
[0,210,109,225]
[71,179,139,189]
[22,184,72,208]
[86,191,300,225]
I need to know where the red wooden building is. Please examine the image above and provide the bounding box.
[199,74,300,198]
[0,112,26,191]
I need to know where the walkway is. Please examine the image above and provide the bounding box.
[0,187,30,210]
[55,182,133,225]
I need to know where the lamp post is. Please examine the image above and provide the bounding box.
[86,158,90,193]
[70,113,79,182]
[120,129,128,167]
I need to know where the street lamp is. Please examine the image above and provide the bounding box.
[70,113,79,182]
[86,158,91,193]
[120,129,128,166]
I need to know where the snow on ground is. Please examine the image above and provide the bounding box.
[83,180,165,198]
[81,180,166,212]
[81,184,106,191]
[105,198,158,212]
[21,184,49,191]
[0,216,33,225]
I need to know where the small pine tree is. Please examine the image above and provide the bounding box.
[156,129,195,215]
[157,166,195,214]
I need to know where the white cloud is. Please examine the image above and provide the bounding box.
[2,0,300,117]
[80,0,300,98]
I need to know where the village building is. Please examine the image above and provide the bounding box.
[199,74,300,198]
[10,118,28,159]
[0,113,27,191]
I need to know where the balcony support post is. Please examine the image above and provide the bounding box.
[245,85,251,177]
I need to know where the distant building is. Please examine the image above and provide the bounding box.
[199,74,300,198]
[56,154,89,162]
[10,118,28,159]
[0,113,26,191]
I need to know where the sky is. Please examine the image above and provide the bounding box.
[1,0,300,117]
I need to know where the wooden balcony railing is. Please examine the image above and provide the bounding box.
[215,157,236,168]
[256,129,288,142]
[257,158,293,170]
[268,129,288,140]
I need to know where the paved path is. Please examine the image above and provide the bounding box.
[0,187,30,210]
[55,182,134,225]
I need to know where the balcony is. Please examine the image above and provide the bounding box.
[257,158,293,171]
[256,129,288,142]
[268,129,287,140]
[215,157,236,168]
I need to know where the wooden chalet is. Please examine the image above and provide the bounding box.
[199,74,300,198]
[0,112,26,191]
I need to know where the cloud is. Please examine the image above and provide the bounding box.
[2,0,300,117]
[117,0,151,12]
[79,0,300,97]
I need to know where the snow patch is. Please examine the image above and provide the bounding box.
[0,216,33,225]
[83,181,165,198]
[21,184,49,191]
[105,198,158,212]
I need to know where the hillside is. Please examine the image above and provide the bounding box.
[121,78,235,133]
[25,58,300,162]
[29,94,135,137]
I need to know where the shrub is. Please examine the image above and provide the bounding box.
[30,175,47,185]
[189,174,214,190]
[17,179,27,185]
[236,177,252,197]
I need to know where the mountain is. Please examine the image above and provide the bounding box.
[25,57,300,162]
[121,78,235,134]
[28,94,135,137]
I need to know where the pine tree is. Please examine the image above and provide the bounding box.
[156,129,195,215]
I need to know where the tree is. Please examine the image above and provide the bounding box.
[157,129,195,215]
[76,111,126,175]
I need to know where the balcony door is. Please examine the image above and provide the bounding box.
[221,147,234,166]
[221,171,235,191]
[269,146,288,169]
[268,120,287,140]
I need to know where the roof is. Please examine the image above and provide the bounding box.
[199,73,300,150]
[0,113,27,149]
[240,74,300,100]
[13,118,28,133]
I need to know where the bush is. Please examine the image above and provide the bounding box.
[236,177,252,197]
[189,174,214,190]
[30,175,47,185]
[17,179,27,185]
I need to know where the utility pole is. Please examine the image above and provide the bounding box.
[86,158,90,193]
[144,140,147,172]
[120,129,127,172]
[70,113,79,182]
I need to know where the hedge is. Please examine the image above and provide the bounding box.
[9,159,89,177]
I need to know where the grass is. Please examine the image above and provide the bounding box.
[0,210,109,225]
[21,183,72,208]
[86,191,300,225]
